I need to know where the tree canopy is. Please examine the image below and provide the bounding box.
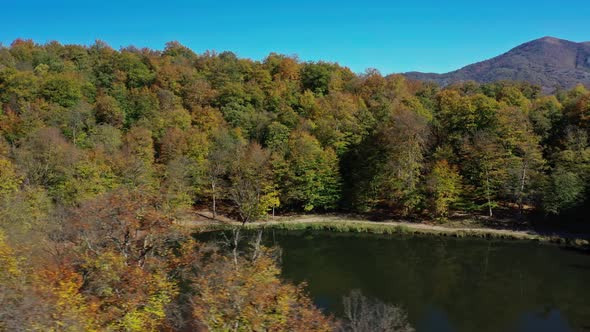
[1,38,589,331]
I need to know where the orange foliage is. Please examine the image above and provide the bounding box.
[191,249,334,332]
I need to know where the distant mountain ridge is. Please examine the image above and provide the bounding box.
[403,37,590,91]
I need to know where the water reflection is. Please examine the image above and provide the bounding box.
[338,289,414,332]
[270,231,590,332]
[416,307,454,332]
[511,309,572,332]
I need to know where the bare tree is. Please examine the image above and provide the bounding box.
[339,289,414,332]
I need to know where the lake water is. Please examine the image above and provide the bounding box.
[206,230,590,332]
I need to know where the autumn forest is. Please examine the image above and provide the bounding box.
[1,39,589,331]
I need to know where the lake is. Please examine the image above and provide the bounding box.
[204,229,590,332]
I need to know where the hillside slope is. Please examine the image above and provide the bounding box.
[404,37,590,91]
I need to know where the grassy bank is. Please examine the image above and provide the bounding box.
[190,215,590,248]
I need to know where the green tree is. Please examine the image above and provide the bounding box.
[543,127,590,215]
[543,167,585,214]
[300,62,335,95]
[95,94,124,127]
[40,74,82,107]
[529,96,562,141]
[461,131,508,217]
[426,160,462,218]
[121,126,156,187]
[373,108,429,214]
[118,51,156,89]
[496,106,546,212]
[265,121,290,152]
[282,132,341,211]
[205,129,243,219]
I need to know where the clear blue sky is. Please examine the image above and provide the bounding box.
[2,0,589,74]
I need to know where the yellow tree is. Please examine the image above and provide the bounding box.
[0,156,21,196]
[426,160,462,219]
[228,142,278,224]
[191,249,333,332]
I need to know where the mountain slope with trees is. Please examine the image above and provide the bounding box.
[1,38,589,223]
[404,37,590,91]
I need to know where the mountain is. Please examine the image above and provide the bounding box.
[403,37,590,91]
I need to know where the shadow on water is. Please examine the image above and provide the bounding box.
[559,245,590,256]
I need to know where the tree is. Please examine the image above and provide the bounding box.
[206,129,242,219]
[0,231,96,332]
[0,156,21,196]
[15,127,81,201]
[340,290,414,332]
[373,107,429,214]
[312,92,374,154]
[191,248,334,332]
[543,167,585,214]
[435,90,499,149]
[461,131,508,217]
[88,124,123,154]
[228,142,278,224]
[281,132,341,211]
[0,185,52,244]
[67,188,175,267]
[35,267,98,331]
[496,106,545,212]
[118,51,156,89]
[300,62,335,95]
[121,126,156,187]
[426,160,462,218]
[0,230,27,331]
[543,127,590,215]
[95,94,124,128]
[162,41,196,59]
[54,156,118,205]
[265,121,290,152]
[46,101,95,147]
[78,251,177,331]
[158,127,188,164]
[161,156,196,213]
[40,74,82,107]
[529,96,562,142]
[124,87,160,126]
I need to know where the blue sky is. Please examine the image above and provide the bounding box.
[2,0,589,74]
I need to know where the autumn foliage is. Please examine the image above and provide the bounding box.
[0,189,334,331]
[1,38,590,330]
[191,250,333,331]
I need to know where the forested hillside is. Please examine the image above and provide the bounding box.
[1,39,590,330]
[1,39,589,220]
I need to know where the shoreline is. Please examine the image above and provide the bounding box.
[183,214,590,248]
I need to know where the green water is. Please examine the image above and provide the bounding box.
[207,230,590,332]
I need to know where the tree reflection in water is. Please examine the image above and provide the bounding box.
[339,289,414,332]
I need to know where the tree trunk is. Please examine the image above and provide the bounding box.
[212,182,216,220]
[232,227,240,268]
[518,161,527,214]
[485,168,493,217]
[252,229,263,261]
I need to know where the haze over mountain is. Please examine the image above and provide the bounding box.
[404,37,590,91]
